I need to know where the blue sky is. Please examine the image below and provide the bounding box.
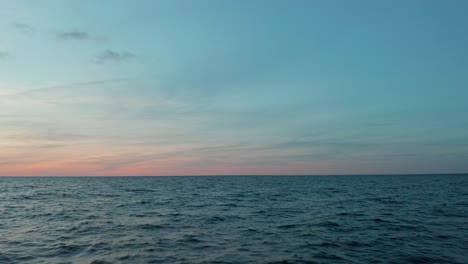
[1,0,467,176]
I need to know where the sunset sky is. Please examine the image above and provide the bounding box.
[1,0,467,176]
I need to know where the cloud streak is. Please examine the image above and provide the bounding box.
[0,77,137,100]
[95,49,137,64]
[10,23,34,34]
[56,30,89,40]
[0,51,11,59]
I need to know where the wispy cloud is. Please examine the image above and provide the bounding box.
[0,51,11,59]
[94,49,137,64]
[7,132,89,142]
[56,30,89,40]
[0,77,137,99]
[10,23,34,34]
[26,144,66,149]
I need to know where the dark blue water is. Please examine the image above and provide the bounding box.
[1,175,467,264]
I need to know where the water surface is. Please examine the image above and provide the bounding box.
[1,175,467,263]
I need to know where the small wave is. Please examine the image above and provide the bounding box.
[90,260,112,264]
[182,235,203,243]
[337,211,365,217]
[123,188,154,193]
[325,188,341,193]
[277,224,300,229]
[137,223,167,230]
[222,203,239,207]
[436,234,456,240]
[407,256,437,263]
[117,254,137,261]
[314,251,344,261]
[373,218,391,223]
[0,254,14,263]
[129,213,147,217]
[314,242,340,248]
[345,241,370,247]
[52,243,87,256]
[206,216,225,223]
[370,197,404,205]
[266,260,309,264]
[316,221,340,228]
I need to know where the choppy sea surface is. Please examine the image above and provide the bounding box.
[0,175,467,264]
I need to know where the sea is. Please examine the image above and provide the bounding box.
[0,175,467,264]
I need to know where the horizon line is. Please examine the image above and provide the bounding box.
[1,173,467,178]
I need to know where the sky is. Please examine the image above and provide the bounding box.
[1,0,467,176]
